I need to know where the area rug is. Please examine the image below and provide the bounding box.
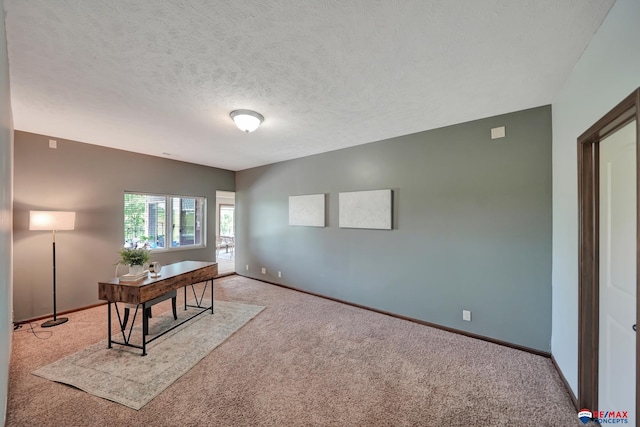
[33,300,265,410]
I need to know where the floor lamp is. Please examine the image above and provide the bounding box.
[29,211,76,327]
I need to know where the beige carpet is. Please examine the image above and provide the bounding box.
[32,300,264,410]
[8,275,584,426]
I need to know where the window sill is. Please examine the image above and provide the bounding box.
[150,245,206,254]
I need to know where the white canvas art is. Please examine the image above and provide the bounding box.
[288,194,325,227]
[339,189,392,230]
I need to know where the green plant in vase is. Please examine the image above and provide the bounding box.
[118,247,151,275]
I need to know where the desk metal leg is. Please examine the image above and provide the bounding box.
[108,302,112,349]
[142,306,148,356]
[105,270,216,356]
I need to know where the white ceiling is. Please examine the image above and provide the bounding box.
[4,1,615,171]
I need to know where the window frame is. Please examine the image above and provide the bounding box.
[124,191,207,253]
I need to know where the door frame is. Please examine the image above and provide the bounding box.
[578,88,640,412]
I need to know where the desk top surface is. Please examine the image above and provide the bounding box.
[98,260,217,287]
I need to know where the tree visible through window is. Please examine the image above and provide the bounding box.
[219,204,234,237]
[124,192,205,250]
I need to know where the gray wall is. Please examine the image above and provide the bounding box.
[236,105,552,351]
[551,0,640,394]
[13,132,234,321]
[0,1,13,424]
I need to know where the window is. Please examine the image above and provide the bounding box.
[219,204,234,237]
[124,192,206,251]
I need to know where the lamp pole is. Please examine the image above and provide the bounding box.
[41,229,68,327]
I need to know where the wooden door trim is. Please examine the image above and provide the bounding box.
[577,87,640,413]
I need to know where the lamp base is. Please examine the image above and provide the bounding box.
[41,317,68,328]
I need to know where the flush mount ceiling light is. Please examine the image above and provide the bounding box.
[230,109,264,133]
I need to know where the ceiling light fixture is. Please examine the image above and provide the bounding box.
[230,109,264,133]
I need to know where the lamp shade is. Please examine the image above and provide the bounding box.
[230,109,264,133]
[29,211,76,231]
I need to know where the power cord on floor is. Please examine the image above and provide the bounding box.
[12,321,52,339]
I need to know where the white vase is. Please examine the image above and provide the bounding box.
[129,265,144,276]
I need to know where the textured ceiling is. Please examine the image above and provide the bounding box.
[4,1,614,171]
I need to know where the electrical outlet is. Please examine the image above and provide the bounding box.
[278,271,282,278]
[463,310,471,322]
[245,264,249,271]
[261,267,266,274]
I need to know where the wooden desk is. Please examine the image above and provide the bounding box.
[98,260,218,355]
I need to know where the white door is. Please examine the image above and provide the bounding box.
[598,120,636,424]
